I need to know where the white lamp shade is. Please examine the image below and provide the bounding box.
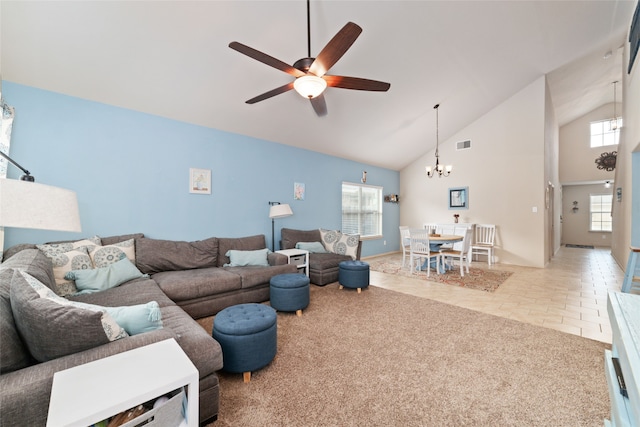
[0,179,82,232]
[293,75,327,99]
[269,203,293,219]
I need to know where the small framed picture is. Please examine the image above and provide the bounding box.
[294,182,305,200]
[448,187,468,210]
[189,168,211,194]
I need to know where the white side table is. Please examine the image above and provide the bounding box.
[276,249,309,277]
[47,338,199,427]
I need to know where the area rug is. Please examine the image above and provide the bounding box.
[367,254,512,292]
[566,244,595,249]
[203,285,610,426]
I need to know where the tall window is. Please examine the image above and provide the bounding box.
[590,194,613,232]
[342,182,382,238]
[590,118,622,147]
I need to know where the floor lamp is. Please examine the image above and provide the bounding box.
[268,202,293,252]
[0,152,82,253]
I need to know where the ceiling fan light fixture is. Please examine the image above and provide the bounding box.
[293,75,327,99]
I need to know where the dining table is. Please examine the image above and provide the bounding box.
[419,234,464,274]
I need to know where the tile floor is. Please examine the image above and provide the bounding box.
[365,245,625,344]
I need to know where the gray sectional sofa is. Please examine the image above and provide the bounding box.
[280,228,362,286]
[0,232,297,426]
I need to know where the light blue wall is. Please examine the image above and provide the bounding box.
[2,82,400,257]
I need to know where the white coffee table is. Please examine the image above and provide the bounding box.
[47,338,198,427]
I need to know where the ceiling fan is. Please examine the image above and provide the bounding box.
[228,0,390,117]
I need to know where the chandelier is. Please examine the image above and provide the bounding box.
[609,81,620,131]
[425,104,452,178]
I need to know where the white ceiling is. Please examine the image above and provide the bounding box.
[1,1,635,171]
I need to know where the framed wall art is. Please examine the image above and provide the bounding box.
[189,168,211,194]
[448,187,468,210]
[294,182,305,200]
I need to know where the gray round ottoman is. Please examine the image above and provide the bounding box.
[270,273,310,317]
[338,260,370,293]
[212,303,277,382]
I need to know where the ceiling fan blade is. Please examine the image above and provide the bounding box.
[308,22,362,77]
[246,82,295,104]
[323,75,390,92]
[229,42,305,78]
[310,94,328,117]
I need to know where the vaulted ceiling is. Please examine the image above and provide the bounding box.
[1,1,635,170]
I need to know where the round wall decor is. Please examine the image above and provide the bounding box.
[595,151,617,171]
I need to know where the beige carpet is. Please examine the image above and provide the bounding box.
[201,284,610,426]
[368,253,512,292]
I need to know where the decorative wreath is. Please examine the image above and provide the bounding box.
[595,151,617,171]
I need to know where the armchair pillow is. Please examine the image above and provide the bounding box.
[319,229,360,260]
[224,248,270,267]
[295,241,328,253]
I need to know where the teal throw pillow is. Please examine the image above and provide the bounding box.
[224,248,270,267]
[65,257,147,295]
[295,241,328,253]
[103,301,163,336]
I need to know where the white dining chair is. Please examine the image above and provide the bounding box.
[471,224,496,265]
[399,226,411,268]
[409,229,442,277]
[440,227,473,276]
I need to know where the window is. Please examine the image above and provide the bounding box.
[342,182,382,238]
[590,118,622,147]
[589,194,612,232]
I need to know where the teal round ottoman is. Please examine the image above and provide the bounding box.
[212,303,277,382]
[270,273,310,317]
[338,260,370,293]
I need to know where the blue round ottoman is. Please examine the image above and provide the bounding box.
[212,303,277,382]
[270,273,310,317]
[338,260,370,293]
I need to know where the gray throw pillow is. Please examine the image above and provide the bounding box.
[10,270,115,362]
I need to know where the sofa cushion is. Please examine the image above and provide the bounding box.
[281,228,321,250]
[152,267,242,302]
[0,249,56,373]
[100,233,144,246]
[1,243,37,262]
[0,248,56,289]
[0,269,33,374]
[217,235,267,267]
[225,264,298,289]
[65,257,147,294]
[308,252,354,270]
[69,277,175,308]
[224,248,270,267]
[135,237,219,274]
[10,270,117,362]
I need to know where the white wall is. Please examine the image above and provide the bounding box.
[400,77,548,267]
[544,78,561,261]
[611,13,640,269]
[562,184,613,247]
[559,103,619,184]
